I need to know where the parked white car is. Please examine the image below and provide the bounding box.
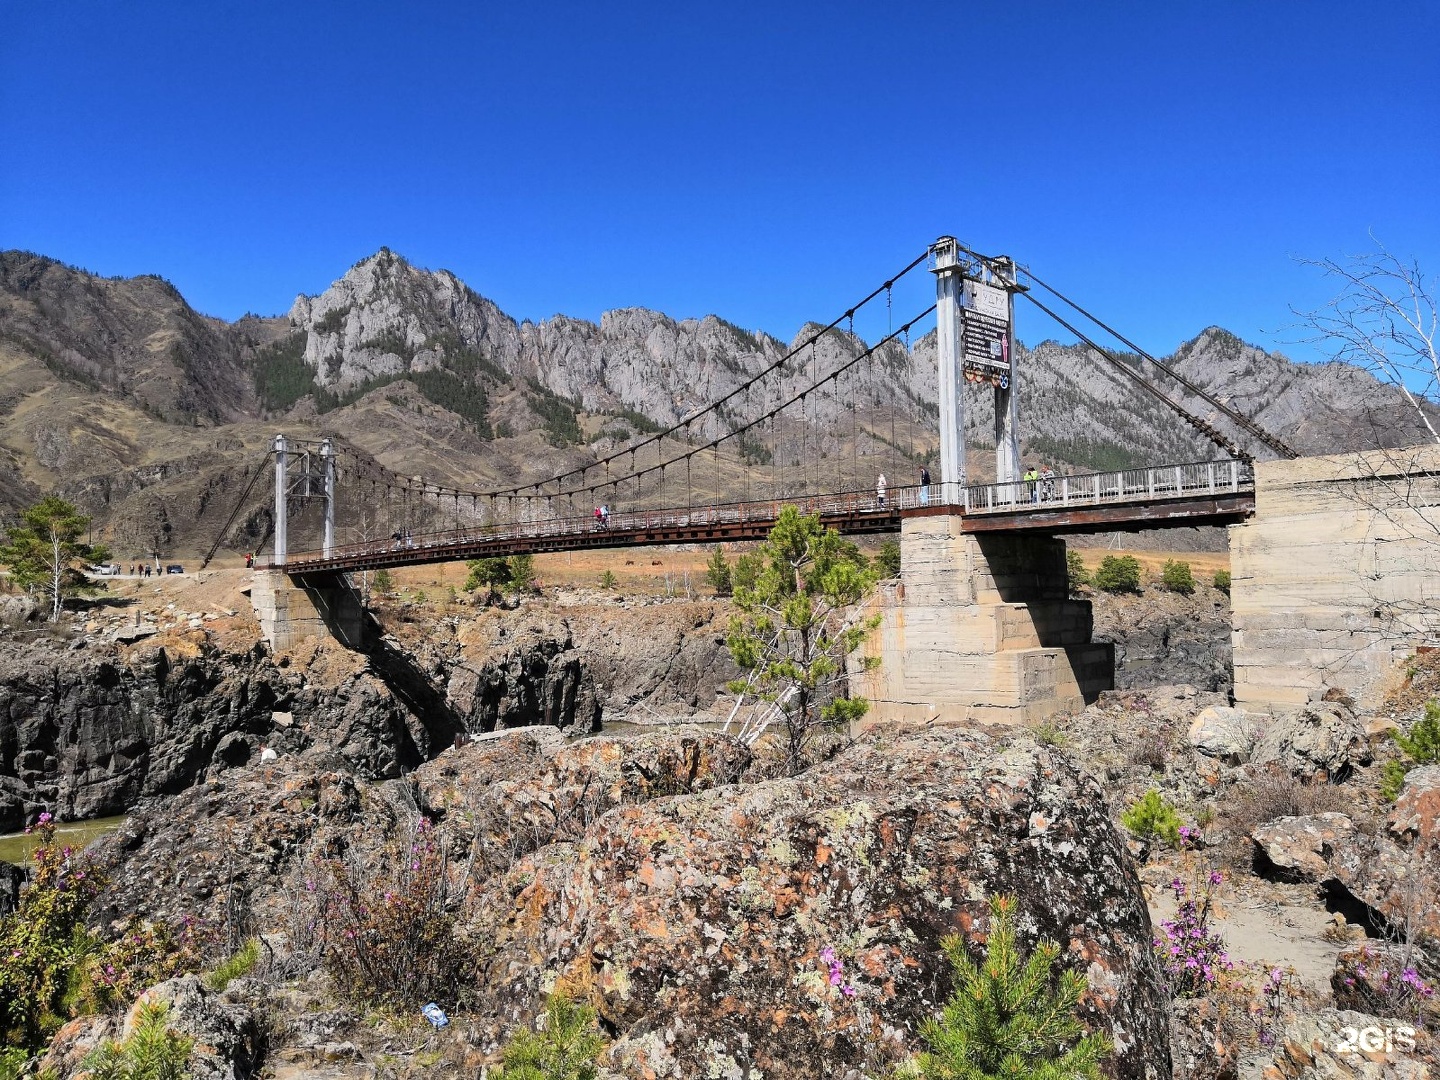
[87,564,122,576]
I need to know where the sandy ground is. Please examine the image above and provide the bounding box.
[1146,869,1346,993]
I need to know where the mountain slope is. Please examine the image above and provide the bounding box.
[0,246,1432,565]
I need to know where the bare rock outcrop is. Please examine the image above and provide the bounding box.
[89,728,1171,1080]
[459,728,1169,1080]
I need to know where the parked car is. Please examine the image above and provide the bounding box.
[165,564,185,575]
[87,564,121,576]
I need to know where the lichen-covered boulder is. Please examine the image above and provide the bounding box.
[464,728,1171,1080]
[1251,813,1357,883]
[1389,766,1440,849]
[1187,706,1256,766]
[1257,1008,1433,1080]
[1254,704,1371,782]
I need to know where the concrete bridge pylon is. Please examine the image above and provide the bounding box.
[855,513,1113,726]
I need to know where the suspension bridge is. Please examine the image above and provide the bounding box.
[229,236,1440,727]
[225,237,1293,580]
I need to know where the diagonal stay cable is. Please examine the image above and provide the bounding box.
[200,454,269,569]
[1021,269,1299,459]
[1019,292,1252,463]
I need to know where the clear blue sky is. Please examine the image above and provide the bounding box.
[3,2,1436,361]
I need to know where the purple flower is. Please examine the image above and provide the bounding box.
[38,812,53,825]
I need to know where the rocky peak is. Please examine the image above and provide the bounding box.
[286,248,521,391]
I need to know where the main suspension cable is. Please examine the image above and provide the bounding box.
[1018,292,1252,462]
[1021,269,1299,459]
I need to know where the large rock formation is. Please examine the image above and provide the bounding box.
[89,727,1172,1080]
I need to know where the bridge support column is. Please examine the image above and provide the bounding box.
[854,515,1112,726]
[932,238,966,506]
[250,570,369,651]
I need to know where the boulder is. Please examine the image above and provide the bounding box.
[0,594,40,626]
[133,975,262,1080]
[464,729,1171,1080]
[1389,765,1440,849]
[1254,703,1372,782]
[1169,996,1238,1080]
[88,729,1173,1080]
[0,859,24,916]
[1187,706,1256,765]
[1252,813,1357,883]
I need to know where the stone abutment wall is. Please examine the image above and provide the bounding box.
[1231,444,1440,711]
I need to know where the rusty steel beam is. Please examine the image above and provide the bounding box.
[954,493,1255,534]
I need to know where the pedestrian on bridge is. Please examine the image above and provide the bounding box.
[918,466,931,506]
[876,473,887,509]
[1040,465,1056,502]
[1024,467,1039,503]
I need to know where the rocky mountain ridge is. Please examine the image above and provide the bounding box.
[1,246,1433,561]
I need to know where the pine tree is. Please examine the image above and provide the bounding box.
[84,1002,194,1080]
[910,895,1111,1080]
[725,506,879,773]
[705,546,732,596]
[498,994,606,1080]
[0,496,111,621]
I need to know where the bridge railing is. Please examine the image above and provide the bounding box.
[962,458,1254,514]
[269,484,925,569]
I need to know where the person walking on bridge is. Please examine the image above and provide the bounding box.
[1040,465,1056,502]
[918,465,931,506]
[876,473,887,509]
[1024,467,1039,503]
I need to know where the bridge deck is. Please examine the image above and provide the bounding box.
[270,459,1255,577]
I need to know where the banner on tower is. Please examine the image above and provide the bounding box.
[960,278,1011,386]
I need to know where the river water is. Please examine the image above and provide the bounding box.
[0,814,128,865]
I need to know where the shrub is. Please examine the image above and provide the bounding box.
[1033,721,1067,748]
[1121,789,1183,846]
[1153,872,1233,996]
[74,915,214,1015]
[498,994,606,1080]
[372,568,394,594]
[464,557,511,591]
[508,554,537,592]
[907,895,1110,1080]
[704,547,732,597]
[0,813,108,1047]
[84,1001,194,1080]
[1161,560,1194,595]
[1382,699,1440,801]
[599,570,617,589]
[205,939,260,992]
[1223,766,1354,844]
[1092,555,1141,594]
[317,817,473,1009]
[875,539,901,578]
[1066,550,1090,592]
[1213,569,1231,592]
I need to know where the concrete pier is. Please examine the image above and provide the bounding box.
[856,514,1112,726]
[250,571,369,651]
